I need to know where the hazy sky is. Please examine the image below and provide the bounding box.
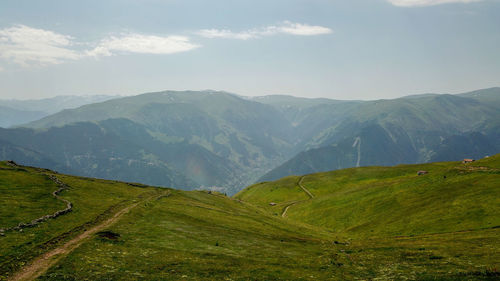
[0,0,499,100]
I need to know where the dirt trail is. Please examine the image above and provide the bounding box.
[9,191,169,281]
[298,176,314,199]
[282,201,301,218]
[281,176,315,217]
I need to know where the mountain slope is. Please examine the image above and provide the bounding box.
[0,95,117,128]
[0,161,338,280]
[2,158,499,279]
[237,154,500,238]
[236,156,500,279]
[0,119,234,189]
[1,95,118,114]
[260,88,500,181]
[2,88,499,193]
[20,91,296,192]
[0,106,47,128]
[252,95,363,148]
[27,91,295,161]
[260,123,420,181]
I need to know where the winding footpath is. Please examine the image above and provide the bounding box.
[281,201,300,218]
[281,176,315,217]
[8,190,170,281]
[298,176,314,199]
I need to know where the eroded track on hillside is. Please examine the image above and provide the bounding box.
[281,176,315,217]
[8,189,170,281]
[298,176,314,199]
[281,201,301,217]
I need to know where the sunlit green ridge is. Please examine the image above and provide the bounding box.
[1,154,499,279]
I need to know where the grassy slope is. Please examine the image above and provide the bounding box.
[235,155,500,279]
[0,162,160,279]
[0,164,64,227]
[2,157,500,280]
[234,175,309,215]
[236,155,500,238]
[342,228,500,280]
[38,190,342,280]
[0,161,341,280]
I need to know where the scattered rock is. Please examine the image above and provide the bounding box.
[97,231,121,240]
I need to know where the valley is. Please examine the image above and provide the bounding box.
[2,1,499,279]
[1,88,499,195]
[1,155,499,280]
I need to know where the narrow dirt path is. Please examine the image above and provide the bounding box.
[8,191,169,281]
[281,176,315,217]
[282,201,301,218]
[298,176,314,199]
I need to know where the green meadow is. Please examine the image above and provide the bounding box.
[1,155,499,280]
[237,156,500,238]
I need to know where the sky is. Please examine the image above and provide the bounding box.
[0,0,499,100]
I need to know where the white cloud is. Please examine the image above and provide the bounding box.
[0,25,81,66]
[197,29,258,40]
[197,21,332,40]
[387,0,482,7]
[87,34,200,57]
[276,21,333,36]
[0,25,200,67]
[0,22,328,68]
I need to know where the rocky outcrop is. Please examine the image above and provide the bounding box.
[5,160,18,167]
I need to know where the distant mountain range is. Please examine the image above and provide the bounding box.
[259,89,500,181]
[0,95,118,128]
[0,88,499,194]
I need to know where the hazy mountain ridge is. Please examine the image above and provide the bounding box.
[0,95,118,128]
[1,95,118,114]
[4,91,298,193]
[260,88,500,181]
[0,106,47,128]
[0,119,233,189]
[1,88,499,193]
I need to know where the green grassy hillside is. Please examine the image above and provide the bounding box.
[0,161,339,280]
[237,155,500,238]
[0,161,158,279]
[235,155,500,279]
[2,156,499,280]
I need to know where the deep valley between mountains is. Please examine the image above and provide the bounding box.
[1,87,499,195]
[0,88,499,280]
